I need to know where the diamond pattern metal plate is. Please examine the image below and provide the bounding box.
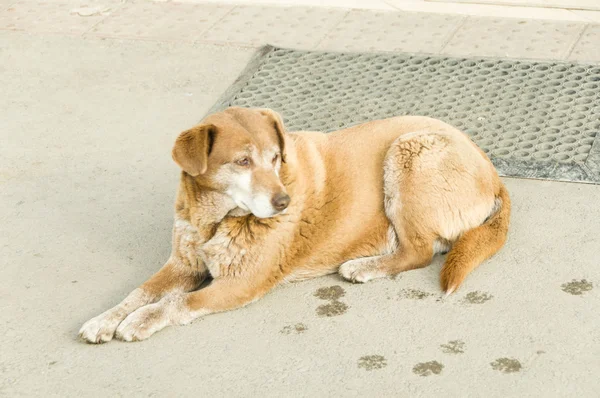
[208,47,600,183]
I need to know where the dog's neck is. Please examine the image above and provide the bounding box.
[175,173,237,242]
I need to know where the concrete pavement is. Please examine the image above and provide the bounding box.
[1,2,599,397]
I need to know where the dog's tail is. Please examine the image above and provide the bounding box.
[440,182,511,294]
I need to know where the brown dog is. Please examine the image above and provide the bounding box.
[79,107,510,343]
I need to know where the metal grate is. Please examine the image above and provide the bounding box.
[208,46,600,183]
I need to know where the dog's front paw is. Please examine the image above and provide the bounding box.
[339,258,382,283]
[115,303,170,342]
[79,310,123,344]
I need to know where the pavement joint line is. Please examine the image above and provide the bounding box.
[87,33,197,43]
[194,37,263,48]
[198,3,238,38]
[2,29,260,49]
[312,8,352,50]
[564,22,590,59]
[381,0,402,11]
[439,14,468,53]
[82,1,128,38]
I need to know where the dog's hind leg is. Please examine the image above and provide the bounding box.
[340,131,457,284]
[339,228,435,283]
[356,130,507,292]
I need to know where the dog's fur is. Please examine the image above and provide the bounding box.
[79,107,510,343]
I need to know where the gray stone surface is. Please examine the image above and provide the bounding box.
[443,17,586,59]
[200,5,348,49]
[0,1,598,63]
[88,2,234,41]
[569,24,600,62]
[317,10,464,53]
[0,0,108,34]
[2,6,600,398]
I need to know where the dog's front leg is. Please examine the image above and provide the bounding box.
[115,277,274,342]
[79,191,238,344]
[78,258,205,344]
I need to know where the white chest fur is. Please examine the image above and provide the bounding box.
[173,217,246,278]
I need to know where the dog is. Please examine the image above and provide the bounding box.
[79,107,510,343]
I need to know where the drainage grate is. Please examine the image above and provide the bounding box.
[208,46,600,183]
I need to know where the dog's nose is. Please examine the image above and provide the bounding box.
[271,193,290,211]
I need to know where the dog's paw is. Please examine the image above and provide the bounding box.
[339,259,382,283]
[79,311,123,344]
[115,303,170,342]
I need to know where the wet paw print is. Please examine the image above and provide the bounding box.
[280,323,307,335]
[315,301,348,317]
[440,340,465,354]
[462,291,493,304]
[358,355,387,371]
[561,279,593,296]
[314,285,349,317]
[413,361,444,376]
[398,288,433,300]
[491,357,522,373]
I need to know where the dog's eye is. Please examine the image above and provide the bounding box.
[272,154,279,164]
[236,157,250,167]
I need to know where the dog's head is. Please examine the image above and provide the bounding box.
[172,107,290,218]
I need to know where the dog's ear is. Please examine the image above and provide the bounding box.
[171,124,217,176]
[259,109,287,163]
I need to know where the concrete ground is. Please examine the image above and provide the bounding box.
[1,1,599,397]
